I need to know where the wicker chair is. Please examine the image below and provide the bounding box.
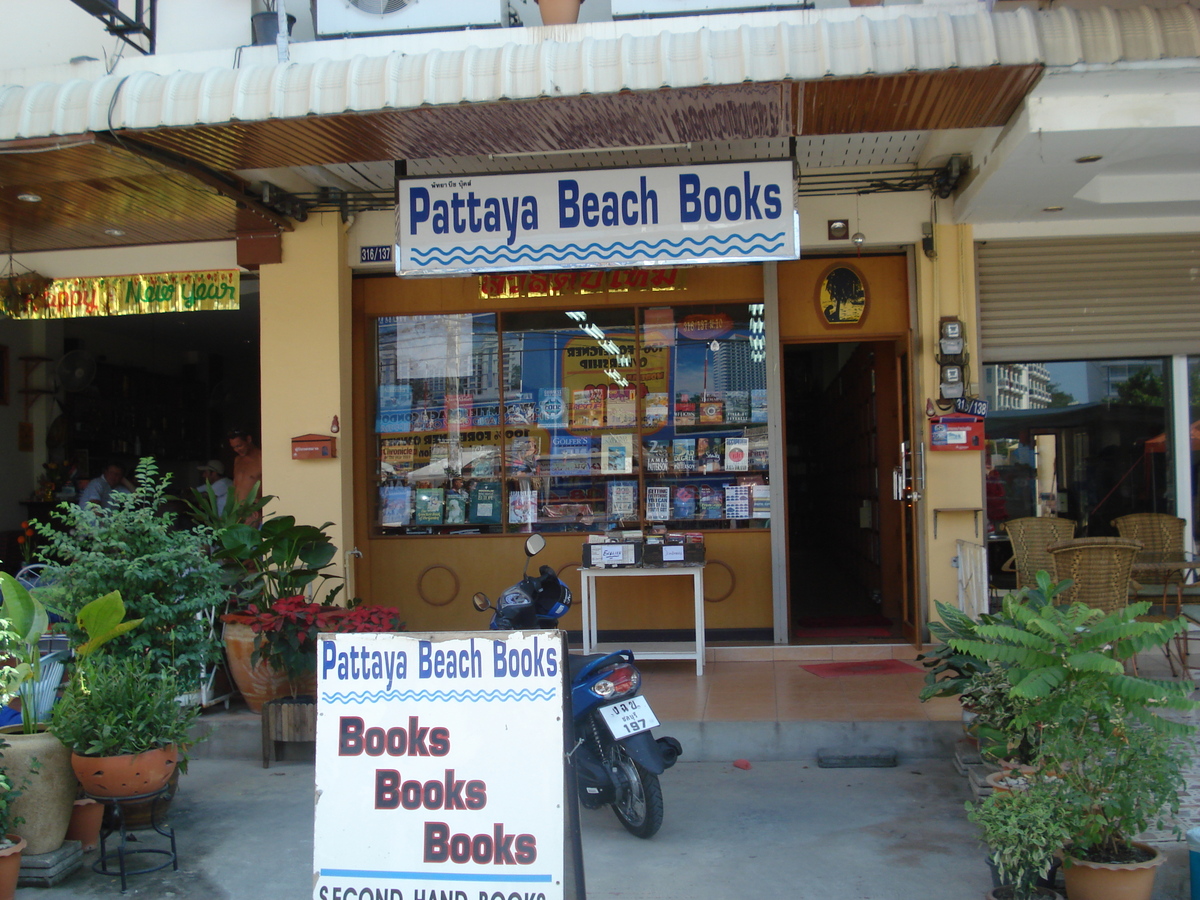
[1112,513,1189,615]
[1001,517,1077,590]
[1046,536,1185,673]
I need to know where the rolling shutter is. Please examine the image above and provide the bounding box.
[976,235,1200,362]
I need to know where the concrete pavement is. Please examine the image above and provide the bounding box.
[19,754,1189,900]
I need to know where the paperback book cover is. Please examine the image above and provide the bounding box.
[724,390,750,425]
[699,393,725,425]
[538,388,566,427]
[444,490,468,525]
[696,437,723,474]
[468,481,502,524]
[643,440,670,473]
[642,392,669,430]
[607,481,638,519]
[750,389,769,424]
[674,392,698,426]
[379,485,412,527]
[509,490,537,525]
[571,388,605,429]
[672,485,697,519]
[698,484,724,519]
[602,433,634,474]
[724,484,751,519]
[413,488,446,525]
[752,484,771,519]
[550,436,593,475]
[444,393,473,428]
[606,387,637,428]
[504,395,538,426]
[725,437,750,472]
[672,439,696,472]
[645,486,671,522]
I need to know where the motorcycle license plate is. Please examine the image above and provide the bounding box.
[599,696,660,738]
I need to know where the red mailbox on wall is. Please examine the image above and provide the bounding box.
[929,416,984,451]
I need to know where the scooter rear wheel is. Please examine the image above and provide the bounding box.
[609,743,664,838]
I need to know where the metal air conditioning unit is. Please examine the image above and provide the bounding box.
[612,0,812,18]
[312,0,508,39]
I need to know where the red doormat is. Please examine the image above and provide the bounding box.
[793,615,895,640]
[800,660,924,678]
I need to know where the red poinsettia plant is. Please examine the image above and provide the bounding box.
[222,595,405,686]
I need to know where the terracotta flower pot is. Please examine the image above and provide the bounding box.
[224,621,292,713]
[65,798,104,851]
[0,728,76,855]
[70,745,178,799]
[0,835,26,900]
[1062,842,1165,900]
[986,888,1063,900]
[538,0,582,26]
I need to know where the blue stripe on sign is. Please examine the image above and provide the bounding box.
[320,869,554,883]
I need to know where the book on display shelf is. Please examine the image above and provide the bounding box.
[504,396,537,426]
[379,485,412,527]
[606,387,637,428]
[674,392,697,426]
[550,435,593,475]
[672,439,696,472]
[468,481,502,524]
[645,486,670,522]
[724,484,751,519]
[750,389,768,424]
[644,440,670,473]
[413,488,446,525]
[672,485,697,519]
[607,481,638,519]
[699,393,725,425]
[601,433,634,474]
[724,437,750,472]
[571,388,605,429]
[697,484,724,519]
[642,392,669,430]
[538,388,566,427]
[724,390,750,425]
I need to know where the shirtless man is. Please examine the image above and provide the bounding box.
[227,428,263,509]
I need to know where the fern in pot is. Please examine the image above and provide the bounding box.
[50,654,200,799]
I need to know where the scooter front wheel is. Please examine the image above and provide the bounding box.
[609,743,664,838]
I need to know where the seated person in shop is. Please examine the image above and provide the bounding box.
[196,458,234,516]
[76,462,133,508]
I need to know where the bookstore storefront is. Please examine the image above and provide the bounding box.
[352,254,915,642]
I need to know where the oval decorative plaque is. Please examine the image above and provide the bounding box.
[816,264,868,326]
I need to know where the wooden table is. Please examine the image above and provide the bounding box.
[577,565,706,676]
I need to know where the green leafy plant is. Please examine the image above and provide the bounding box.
[0,753,28,841]
[32,457,226,677]
[0,572,49,729]
[968,779,1073,900]
[950,571,1196,862]
[49,654,200,760]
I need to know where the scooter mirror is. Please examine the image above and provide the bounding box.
[472,592,492,612]
[524,533,546,558]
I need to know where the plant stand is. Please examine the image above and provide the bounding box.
[262,697,316,768]
[86,787,177,893]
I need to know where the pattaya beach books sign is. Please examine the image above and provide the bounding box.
[2,270,239,319]
[396,161,799,276]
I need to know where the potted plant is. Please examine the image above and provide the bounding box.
[49,654,200,798]
[968,779,1069,900]
[536,0,584,26]
[0,759,27,900]
[0,578,143,855]
[33,458,227,689]
[948,572,1195,900]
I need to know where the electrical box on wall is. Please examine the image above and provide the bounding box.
[929,416,983,451]
[292,434,338,460]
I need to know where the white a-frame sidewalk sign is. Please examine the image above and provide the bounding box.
[313,630,581,900]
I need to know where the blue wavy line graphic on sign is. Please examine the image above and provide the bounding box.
[322,688,557,704]
[410,232,787,266]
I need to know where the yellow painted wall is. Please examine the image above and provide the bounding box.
[913,222,985,621]
[258,213,354,596]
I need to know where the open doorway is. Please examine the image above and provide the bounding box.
[784,340,908,642]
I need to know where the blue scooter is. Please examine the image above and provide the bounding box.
[472,534,682,838]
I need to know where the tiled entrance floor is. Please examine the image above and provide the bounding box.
[634,643,964,724]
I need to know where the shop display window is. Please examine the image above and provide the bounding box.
[373,302,771,535]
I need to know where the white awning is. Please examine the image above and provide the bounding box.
[2,4,1196,143]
